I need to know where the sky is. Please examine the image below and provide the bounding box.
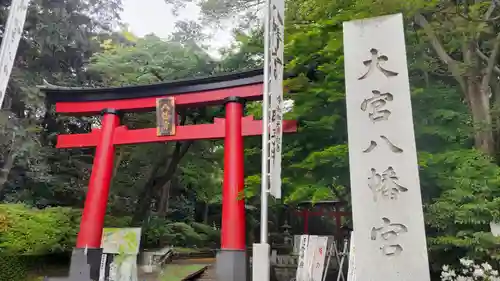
[119,0,294,109]
[120,0,234,53]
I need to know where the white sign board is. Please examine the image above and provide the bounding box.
[304,235,317,281]
[0,0,30,108]
[343,14,430,281]
[101,228,141,254]
[311,236,328,281]
[100,228,142,281]
[265,0,285,198]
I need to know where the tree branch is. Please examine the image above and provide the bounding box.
[113,147,124,177]
[153,140,193,190]
[414,12,467,93]
[484,0,498,21]
[480,33,500,91]
[476,48,500,76]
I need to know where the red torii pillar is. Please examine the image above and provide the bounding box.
[41,70,297,281]
[77,108,121,248]
[218,97,247,281]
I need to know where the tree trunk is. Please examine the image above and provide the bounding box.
[131,145,170,225]
[203,202,209,224]
[131,113,200,225]
[158,181,171,217]
[467,78,495,155]
[0,152,15,194]
[113,147,125,176]
[131,141,193,225]
[414,13,500,157]
[0,133,17,194]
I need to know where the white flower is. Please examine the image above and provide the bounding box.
[441,271,453,281]
[473,268,485,278]
[457,276,473,281]
[442,265,450,272]
[491,270,499,276]
[460,258,475,267]
[482,262,493,272]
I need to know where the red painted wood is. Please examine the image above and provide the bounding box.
[293,210,351,217]
[221,101,246,250]
[55,83,263,115]
[294,209,351,235]
[56,117,298,148]
[76,112,119,248]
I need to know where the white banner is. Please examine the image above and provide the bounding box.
[311,236,329,281]
[266,0,285,198]
[0,0,30,108]
[295,235,309,281]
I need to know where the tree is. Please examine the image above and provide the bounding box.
[211,0,500,267]
[411,1,500,158]
[0,0,123,203]
[179,142,223,223]
[87,34,222,225]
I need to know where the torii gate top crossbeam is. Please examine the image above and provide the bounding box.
[40,69,264,115]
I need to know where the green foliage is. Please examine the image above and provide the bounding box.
[190,222,220,245]
[421,149,500,261]
[0,204,219,255]
[88,35,216,86]
[142,217,219,249]
[0,204,78,255]
[2,0,500,275]
[0,256,28,281]
[212,0,500,271]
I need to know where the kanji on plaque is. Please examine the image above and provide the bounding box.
[358,48,399,80]
[363,135,403,154]
[368,166,408,201]
[361,90,394,122]
[344,13,431,281]
[371,217,408,256]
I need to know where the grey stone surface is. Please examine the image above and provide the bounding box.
[343,13,430,281]
[44,248,102,281]
[252,243,270,281]
[216,249,247,281]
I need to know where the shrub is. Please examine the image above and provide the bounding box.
[0,204,77,255]
[190,222,220,247]
[170,222,205,247]
[142,216,219,249]
[0,256,28,281]
[0,204,220,255]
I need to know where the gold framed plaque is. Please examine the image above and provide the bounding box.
[156,97,176,136]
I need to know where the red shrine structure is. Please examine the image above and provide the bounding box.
[292,200,351,238]
[41,69,297,281]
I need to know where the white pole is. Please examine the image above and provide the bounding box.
[260,0,271,244]
[252,1,272,281]
[0,0,30,108]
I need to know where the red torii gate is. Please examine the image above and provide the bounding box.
[41,69,297,281]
